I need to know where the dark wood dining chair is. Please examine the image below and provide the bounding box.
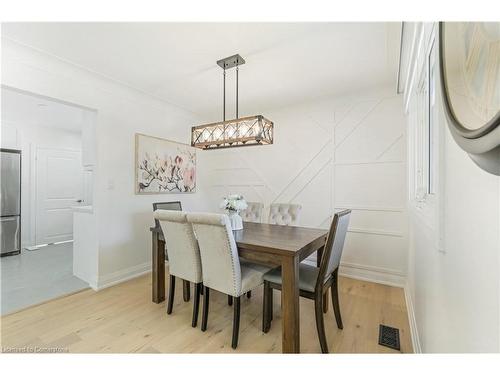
[262,209,351,353]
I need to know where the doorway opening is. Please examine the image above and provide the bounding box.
[0,86,97,315]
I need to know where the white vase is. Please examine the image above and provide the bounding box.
[228,211,243,230]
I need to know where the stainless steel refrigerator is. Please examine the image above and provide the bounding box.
[1,149,21,256]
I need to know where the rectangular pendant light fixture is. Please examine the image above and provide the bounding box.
[191,54,274,150]
[191,115,273,149]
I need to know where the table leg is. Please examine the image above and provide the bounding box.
[316,246,329,313]
[152,233,165,303]
[281,255,300,353]
[183,280,191,302]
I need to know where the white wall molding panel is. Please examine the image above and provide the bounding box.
[202,88,408,286]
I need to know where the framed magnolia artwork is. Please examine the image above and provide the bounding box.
[135,133,196,194]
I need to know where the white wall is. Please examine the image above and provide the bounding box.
[1,38,209,288]
[405,23,500,353]
[201,86,408,285]
[1,119,82,247]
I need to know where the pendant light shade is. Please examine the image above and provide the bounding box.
[191,54,274,150]
[191,115,273,149]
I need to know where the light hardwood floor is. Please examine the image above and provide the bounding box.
[0,268,412,353]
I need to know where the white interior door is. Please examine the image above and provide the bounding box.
[36,148,83,246]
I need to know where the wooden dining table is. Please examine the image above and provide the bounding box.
[150,222,328,353]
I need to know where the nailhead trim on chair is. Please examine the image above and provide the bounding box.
[223,222,240,297]
[189,213,241,297]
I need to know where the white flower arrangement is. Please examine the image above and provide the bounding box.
[220,194,248,213]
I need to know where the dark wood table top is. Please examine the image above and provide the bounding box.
[152,221,328,258]
[233,222,328,258]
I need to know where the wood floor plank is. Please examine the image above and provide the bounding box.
[1,267,412,353]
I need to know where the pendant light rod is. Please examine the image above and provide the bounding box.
[223,68,226,121]
[217,54,245,122]
[236,65,239,119]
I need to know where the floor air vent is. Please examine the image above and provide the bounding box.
[378,324,400,351]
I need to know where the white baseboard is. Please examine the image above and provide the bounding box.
[95,262,151,291]
[338,262,406,288]
[404,282,422,353]
[74,269,95,290]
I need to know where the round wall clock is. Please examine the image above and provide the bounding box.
[439,22,500,175]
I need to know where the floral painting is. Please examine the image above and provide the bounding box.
[135,133,196,194]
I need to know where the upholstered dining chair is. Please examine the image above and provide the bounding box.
[152,201,191,301]
[262,209,351,353]
[268,203,302,226]
[186,212,273,349]
[152,201,182,240]
[153,210,203,327]
[240,201,264,223]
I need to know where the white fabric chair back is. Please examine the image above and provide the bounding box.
[187,212,242,296]
[240,202,263,223]
[153,210,202,284]
[268,203,302,226]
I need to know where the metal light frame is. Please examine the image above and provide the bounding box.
[191,54,274,150]
[191,115,273,150]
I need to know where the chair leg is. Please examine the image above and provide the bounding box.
[167,275,175,315]
[183,280,191,302]
[231,296,241,349]
[269,285,273,321]
[331,271,343,329]
[228,295,233,306]
[192,283,202,327]
[262,283,269,333]
[314,294,329,353]
[201,286,210,331]
[262,281,273,332]
[323,288,329,313]
[247,291,251,299]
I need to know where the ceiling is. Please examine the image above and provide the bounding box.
[1,22,401,120]
[1,87,87,132]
